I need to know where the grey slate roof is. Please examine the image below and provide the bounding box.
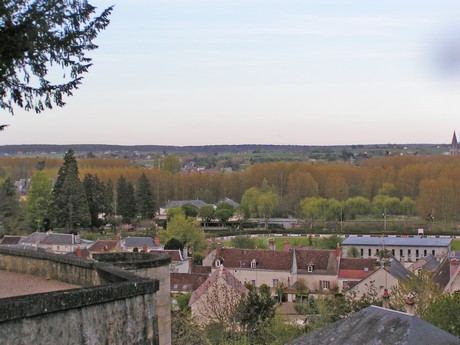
[124,237,155,249]
[19,232,48,244]
[386,258,413,280]
[288,306,460,345]
[217,197,240,208]
[343,236,452,247]
[164,200,210,209]
[42,233,79,245]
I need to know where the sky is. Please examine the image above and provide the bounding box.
[3,0,460,146]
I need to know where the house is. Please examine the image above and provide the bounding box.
[151,249,191,273]
[346,258,412,298]
[337,257,378,291]
[170,272,209,294]
[287,305,460,345]
[217,197,240,208]
[189,265,248,326]
[159,200,211,216]
[39,233,91,254]
[342,236,452,263]
[122,236,161,252]
[408,254,441,274]
[202,245,340,299]
[88,240,121,254]
[0,235,23,247]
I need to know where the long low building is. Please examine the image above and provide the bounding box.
[342,236,452,262]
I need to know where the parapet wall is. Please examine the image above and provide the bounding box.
[0,247,171,345]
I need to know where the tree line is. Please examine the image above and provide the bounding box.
[2,153,460,234]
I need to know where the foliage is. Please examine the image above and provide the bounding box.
[82,173,106,227]
[116,175,136,223]
[50,150,90,230]
[241,186,278,230]
[136,173,154,219]
[315,234,343,249]
[424,292,460,338]
[0,177,23,234]
[231,235,256,249]
[164,238,184,251]
[174,293,192,315]
[181,203,199,219]
[159,155,181,173]
[199,205,214,227]
[214,202,234,227]
[390,269,444,317]
[25,170,52,230]
[171,312,210,345]
[163,214,206,255]
[167,206,185,220]
[346,246,359,258]
[344,196,370,220]
[0,0,112,114]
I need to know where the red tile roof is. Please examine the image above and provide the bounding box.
[340,258,378,270]
[170,273,208,292]
[217,247,293,271]
[295,249,338,274]
[191,265,212,275]
[88,240,119,253]
[339,269,373,280]
[0,236,23,245]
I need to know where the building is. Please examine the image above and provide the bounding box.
[337,257,378,291]
[287,305,460,345]
[0,247,171,345]
[451,131,458,156]
[152,249,192,273]
[159,200,211,216]
[342,236,452,263]
[189,265,248,326]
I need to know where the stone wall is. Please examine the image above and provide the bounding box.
[0,248,171,345]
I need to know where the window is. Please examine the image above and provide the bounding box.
[307,265,313,273]
[321,280,330,290]
[368,249,372,256]
[392,249,395,256]
[215,259,221,267]
[360,248,364,257]
[251,280,256,286]
[273,279,279,288]
[400,249,403,257]
[416,249,419,259]
[251,259,257,269]
[432,250,436,256]
[407,249,411,261]
[424,250,427,256]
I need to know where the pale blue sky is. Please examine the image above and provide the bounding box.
[2,0,460,146]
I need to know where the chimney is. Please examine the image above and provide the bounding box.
[336,243,341,258]
[216,243,221,259]
[154,236,160,247]
[188,256,192,274]
[269,239,276,251]
[205,242,211,257]
[284,239,290,252]
[142,245,147,253]
[405,293,416,316]
[382,288,390,309]
[76,246,81,258]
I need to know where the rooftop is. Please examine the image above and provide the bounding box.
[343,236,452,247]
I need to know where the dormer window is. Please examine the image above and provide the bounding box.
[307,265,313,273]
[251,259,257,269]
[215,259,221,267]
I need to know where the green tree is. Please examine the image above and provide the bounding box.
[136,173,154,219]
[116,175,136,224]
[50,150,90,230]
[214,202,234,227]
[236,284,276,342]
[346,246,359,258]
[182,203,199,219]
[257,191,278,230]
[241,187,261,218]
[199,205,215,227]
[424,292,460,338]
[231,235,256,249]
[344,196,370,220]
[0,0,112,117]
[167,206,185,220]
[25,170,52,230]
[82,173,106,227]
[162,214,206,255]
[160,155,181,173]
[103,179,114,219]
[0,177,22,234]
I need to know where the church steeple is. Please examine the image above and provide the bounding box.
[451,131,458,156]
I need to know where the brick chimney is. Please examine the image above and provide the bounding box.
[382,288,390,309]
[269,239,276,251]
[284,239,290,252]
[154,236,160,247]
[336,243,341,258]
[142,245,148,253]
[405,293,415,316]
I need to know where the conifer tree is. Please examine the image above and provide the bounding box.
[116,175,136,223]
[82,173,106,227]
[104,179,114,219]
[0,177,22,234]
[136,173,154,220]
[25,170,52,230]
[50,149,90,230]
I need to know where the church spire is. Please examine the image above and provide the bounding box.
[451,131,458,156]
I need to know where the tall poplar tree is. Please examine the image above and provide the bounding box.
[0,177,22,234]
[136,173,154,220]
[50,149,90,230]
